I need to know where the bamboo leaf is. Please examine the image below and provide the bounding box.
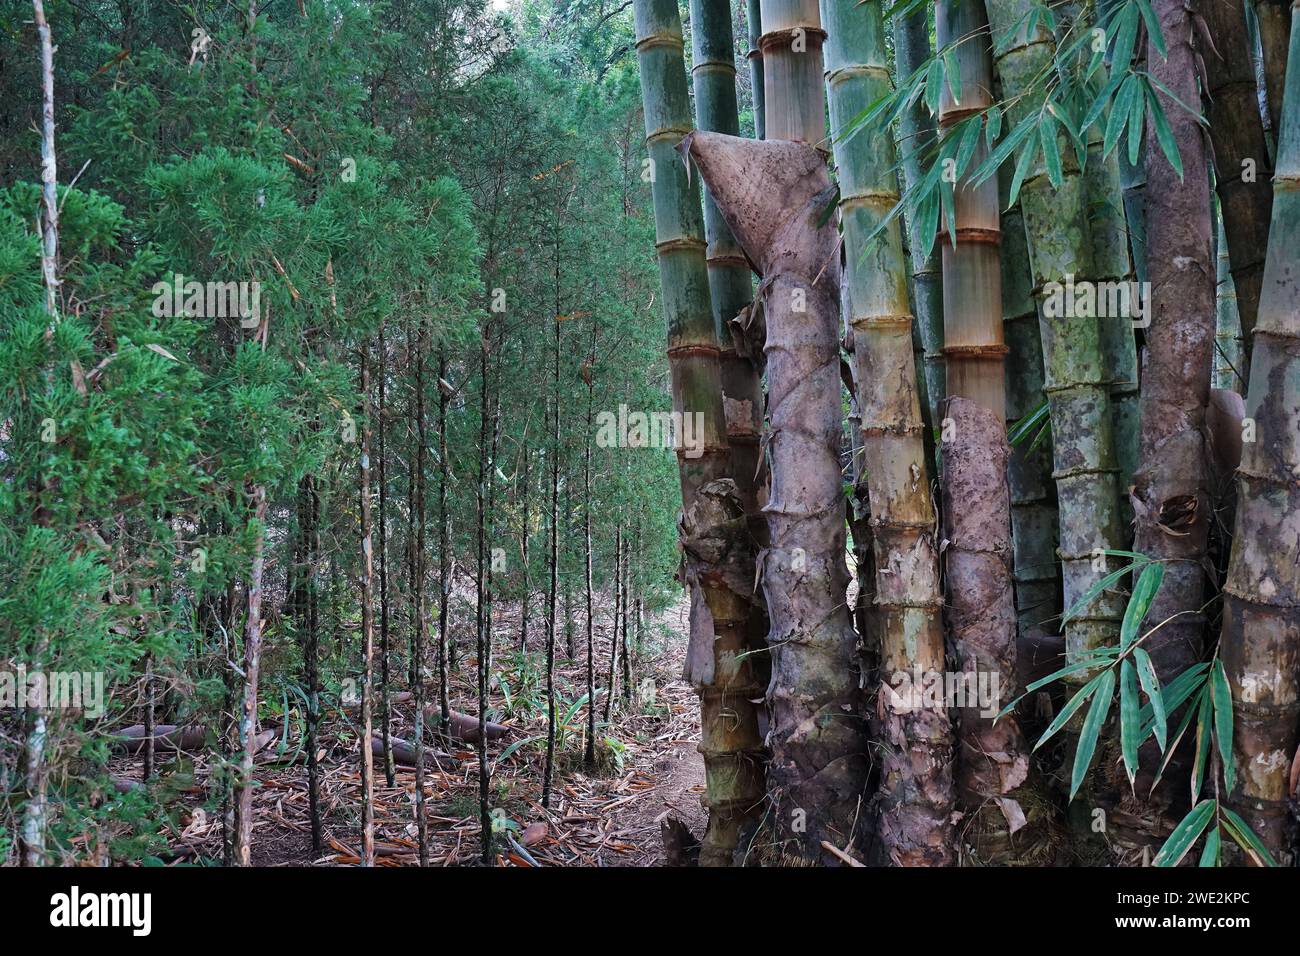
[1035,671,1106,752]
[1134,646,1166,750]
[925,56,944,119]
[1040,114,1063,188]
[1191,685,1212,803]
[1062,559,1141,626]
[955,116,982,179]
[1127,76,1146,166]
[1006,136,1039,209]
[1198,825,1220,867]
[1120,659,1140,788]
[1146,85,1183,180]
[915,188,940,262]
[1111,2,1141,70]
[1120,559,1163,649]
[1220,806,1279,867]
[985,104,1002,146]
[1153,799,1215,867]
[1211,659,1236,793]
[1071,668,1115,800]
[1135,0,1167,58]
[1149,691,1202,795]
[995,649,1118,721]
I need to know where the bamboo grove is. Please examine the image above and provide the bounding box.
[1,0,1298,871]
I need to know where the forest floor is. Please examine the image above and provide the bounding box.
[110,594,708,867]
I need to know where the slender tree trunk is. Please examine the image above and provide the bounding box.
[475,332,493,865]
[411,326,429,866]
[1203,0,1274,378]
[233,483,267,867]
[359,347,376,867]
[378,325,395,787]
[437,348,451,726]
[634,0,766,866]
[543,258,561,808]
[582,325,598,771]
[520,445,530,651]
[1223,8,1300,863]
[20,0,59,867]
[820,0,949,864]
[304,473,322,857]
[604,526,622,723]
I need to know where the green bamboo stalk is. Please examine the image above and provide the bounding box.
[1084,143,1140,531]
[822,0,953,865]
[691,0,765,518]
[1000,170,1061,647]
[894,2,946,431]
[1223,0,1300,866]
[746,0,766,139]
[632,0,766,866]
[1204,0,1273,378]
[985,0,1127,675]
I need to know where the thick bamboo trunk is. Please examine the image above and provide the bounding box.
[986,0,1127,680]
[1134,0,1216,688]
[935,0,1047,863]
[1081,130,1140,528]
[633,0,766,866]
[685,129,868,864]
[1204,0,1274,377]
[1252,0,1291,138]
[820,0,951,865]
[1119,0,1219,861]
[691,0,773,748]
[894,2,946,431]
[1223,3,1300,866]
[1001,173,1061,648]
[759,0,825,144]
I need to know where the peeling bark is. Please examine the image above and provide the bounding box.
[943,398,1051,862]
[683,130,869,864]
